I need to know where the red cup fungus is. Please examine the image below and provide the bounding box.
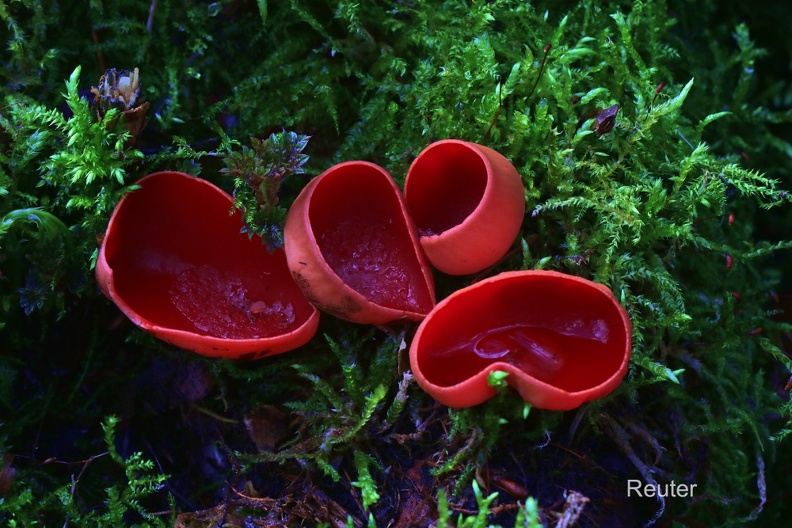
[283,161,436,324]
[404,140,525,275]
[409,270,632,410]
[96,171,320,359]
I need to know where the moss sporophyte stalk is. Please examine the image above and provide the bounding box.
[2,0,792,525]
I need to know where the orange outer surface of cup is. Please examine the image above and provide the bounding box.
[404,140,525,275]
[96,171,320,360]
[283,161,436,325]
[409,270,632,410]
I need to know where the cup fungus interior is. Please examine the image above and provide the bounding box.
[103,173,315,340]
[406,141,487,237]
[414,273,629,393]
[308,164,434,314]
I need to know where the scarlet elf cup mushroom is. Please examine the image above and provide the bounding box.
[283,161,436,324]
[409,270,632,410]
[404,140,525,275]
[96,171,319,359]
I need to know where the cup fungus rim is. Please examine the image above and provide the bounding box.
[405,139,493,240]
[96,170,320,359]
[409,269,632,409]
[284,160,436,324]
[404,139,526,276]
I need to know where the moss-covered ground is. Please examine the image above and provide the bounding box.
[2,1,792,526]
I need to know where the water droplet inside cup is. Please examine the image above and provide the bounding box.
[319,218,429,312]
[429,319,615,390]
[473,334,511,359]
[169,265,295,339]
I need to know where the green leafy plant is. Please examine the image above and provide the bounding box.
[351,451,381,512]
[439,481,499,528]
[436,481,544,528]
[0,416,169,526]
[0,64,143,324]
[222,130,310,249]
[235,333,401,482]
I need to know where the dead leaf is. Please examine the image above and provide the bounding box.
[0,455,15,496]
[244,404,290,452]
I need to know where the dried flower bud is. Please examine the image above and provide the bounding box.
[92,67,142,116]
[91,67,150,144]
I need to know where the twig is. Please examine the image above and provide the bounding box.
[555,490,589,528]
[566,403,588,443]
[746,454,766,521]
[230,486,278,509]
[626,421,666,466]
[147,0,158,34]
[188,402,238,424]
[482,81,503,143]
[62,453,108,498]
[600,415,665,527]
[639,81,665,124]
[91,29,106,73]
[527,44,552,101]
[482,43,551,143]
[534,430,551,449]
[35,452,109,468]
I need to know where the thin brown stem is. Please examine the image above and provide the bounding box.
[483,43,551,142]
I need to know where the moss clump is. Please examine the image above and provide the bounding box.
[1,0,791,526]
